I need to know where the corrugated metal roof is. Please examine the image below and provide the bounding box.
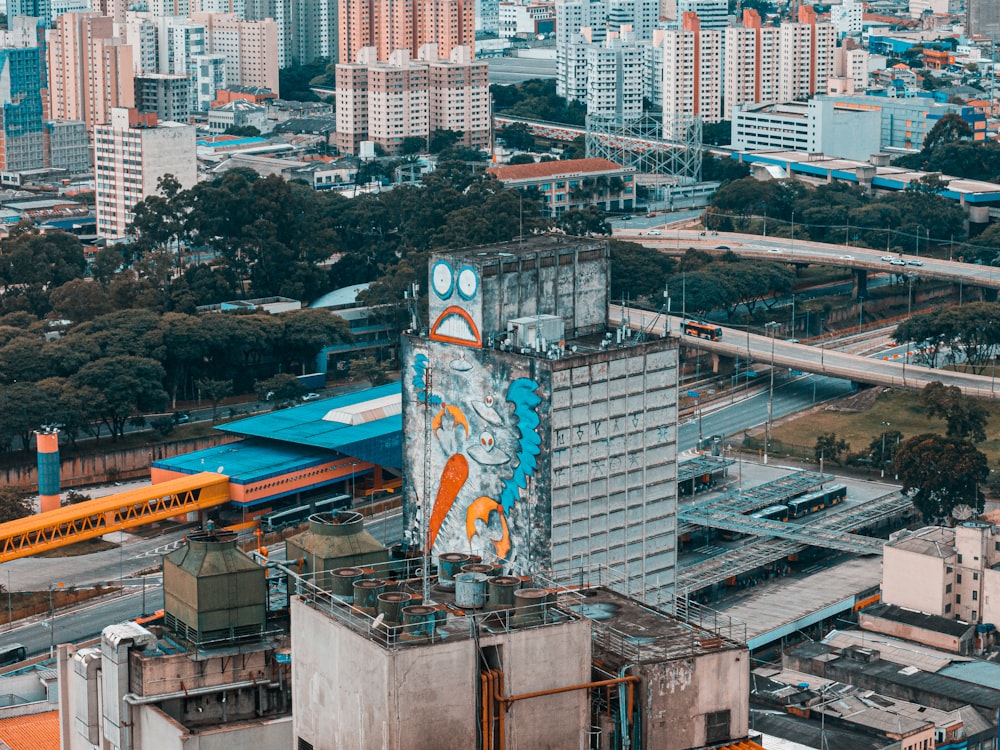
[0,710,59,750]
[152,439,339,482]
[216,383,402,469]
[939,660,1000,692]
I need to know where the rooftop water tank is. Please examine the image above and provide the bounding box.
[286,511,388,589]
[163,524,267,647]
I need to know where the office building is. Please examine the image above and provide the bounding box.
[47,12,135,132]
[94,108,196,240]
[7,0,51,25]
[334,44,488,155]
[0,17,47,172]
[400,235,678,599]
[338,0,473,64]
[44,119,90,172]
[585,29,644,121]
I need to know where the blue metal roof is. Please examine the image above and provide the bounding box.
[152,439,336,484]
[216,382,402,469]
[939,661,1000,692]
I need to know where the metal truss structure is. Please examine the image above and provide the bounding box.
[585,113,704,184]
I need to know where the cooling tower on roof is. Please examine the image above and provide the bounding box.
[163,524,267,647]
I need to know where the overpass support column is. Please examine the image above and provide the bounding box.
[712,352,736,375]
[853,269,868,299]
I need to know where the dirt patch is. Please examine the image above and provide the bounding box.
[33,538,117,557]
[822,387,885,413]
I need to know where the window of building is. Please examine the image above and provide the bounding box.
[945,603,951,613]
[705,710,730,744]
[973,590,978,600]
[957,594,962,603]
[946,583,952,593]
[958,554,963,564]
[974,572,979,580]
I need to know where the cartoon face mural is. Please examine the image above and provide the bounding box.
[428,259,483,348]
[408,343,543,568]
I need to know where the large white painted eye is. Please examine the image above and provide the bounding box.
[479,432,495,451]
[457,266,478,300]
[432,261,453,299]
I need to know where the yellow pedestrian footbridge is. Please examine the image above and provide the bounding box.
[0,473,230,564]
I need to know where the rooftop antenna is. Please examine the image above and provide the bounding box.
[405,281,422,332]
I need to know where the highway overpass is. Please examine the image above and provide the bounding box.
[609,306,1000,400]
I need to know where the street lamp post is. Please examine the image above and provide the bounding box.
[880,421,891,478]
[858,296,864,331]
[916,225,923,256]
[765,321,780,465]
[48,582,63,657]
[790,210,795,242]
[351,461,357,501]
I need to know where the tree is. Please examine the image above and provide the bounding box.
[499,123,535,151]
[921,112,973,154]
[867,429,903,472]
[49,279,114,322]
[224,125,261,137]
[429,129,462,153]
[0,486,32,523]
[401,135,426,155]
[351,356,390,386]
[894,433,988,522]
[196,377,233,422]
[71,356,168,440]
[920,381,989,442]
[257,373,302,404]
[507,153,536,165]
[815,432,849,465]
[275,309,352,375]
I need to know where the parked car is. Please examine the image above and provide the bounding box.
[881,255,895,262]
[647,230,662,236]
[907,259,924,266]
[173,412,190,424]
[890,258,906,266]
[302,392,321,402]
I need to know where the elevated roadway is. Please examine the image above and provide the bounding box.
[0,473,229,563]
[609,305,1000,400]
[617,228,1000,291]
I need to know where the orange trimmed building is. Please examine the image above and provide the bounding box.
[487,157,636,217]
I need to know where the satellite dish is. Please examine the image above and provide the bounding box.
[952,504,974,521]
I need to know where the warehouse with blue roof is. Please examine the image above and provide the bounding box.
[151,382,403,512]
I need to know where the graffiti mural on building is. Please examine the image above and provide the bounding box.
[405,342,545,567]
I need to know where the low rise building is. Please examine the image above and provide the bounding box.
[207,100,268,133]
[487,157,636,216]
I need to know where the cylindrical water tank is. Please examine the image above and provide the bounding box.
[377,591,412,624]
[438,553,472,590]
[330,567,372,601]
[352,578,386,614]
[512,588,552,627]
[400,604,439,642]
[454,572,489,609]
[462,563,501,577]
[487,575,522,610]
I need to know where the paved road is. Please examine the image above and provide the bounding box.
[616,228,1000,290]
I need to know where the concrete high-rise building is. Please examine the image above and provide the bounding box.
[92,0,130,21]
[675,0,726,30]
[194,0,248,14]
[246,0,291,67]
[585,29,644,122]
[94,107,196,240]
[47,12,135,132]
[290,0,338,64]
[135,73,191,122]
[194,53,227,110]
[338,0,473,64]
[967,0,1000,39]
[722,7,835,120]
[44,119,90,172]
[830,0,862,37]
[0,16,47,172]
[335,43,487,154]
[50,0,90,23]
[401,236,679,600]
[7,0,51,26]
[661,12,722,124]
[778,5,835,103]
[192,12,279,94]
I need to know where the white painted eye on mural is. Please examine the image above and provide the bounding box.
[432,261,454,300]
[484,395,494,408]
[457,265,479,300]
[479,432,495,450]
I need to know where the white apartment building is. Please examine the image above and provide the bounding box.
[830,0,863,36]
[882,523,1000,626]
[585,29,643,121]
[194,53,227,110]
[827,44,869,94]
[498,1,556,39]
[335,44,489,155]
[661,12,722,125]
[909,0,960,19]
[724,16,779,120]
[674,0,726,29]
[94,108,196,240]
[778,7,836,103]
[192,12,279,94]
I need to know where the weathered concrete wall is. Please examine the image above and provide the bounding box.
[857,612,963,653]
[0,434,239,490]
[881,546,949,616]
[291,597,592,750]
[549,340,679,600]
[640,647,749,750]
[130,650,270,696]
[135,703,292,750]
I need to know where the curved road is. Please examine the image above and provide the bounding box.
[617,228,1000,290]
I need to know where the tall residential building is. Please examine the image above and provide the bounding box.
[290,0,338,63]
[192,12,279,94]
[967,0,1000,39]
[827,43,868,95]
[674,0,726,29]
[94,107,196,240]
[722,7,835,120]
[335,43,488,155]
[661,12,722,125]
[7,0,51,25]
[194,53,227,110]
[92,0,130,21]
[830,0,862,37]
[135,73,191,122]
[401,236,679,600]
[246,0,291,67]
[0,16,47,171]
[47,12,135,132]
[194,0,248,13]
[585,29,644,122]
[778,5,836,103]
[338,0,473,64]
